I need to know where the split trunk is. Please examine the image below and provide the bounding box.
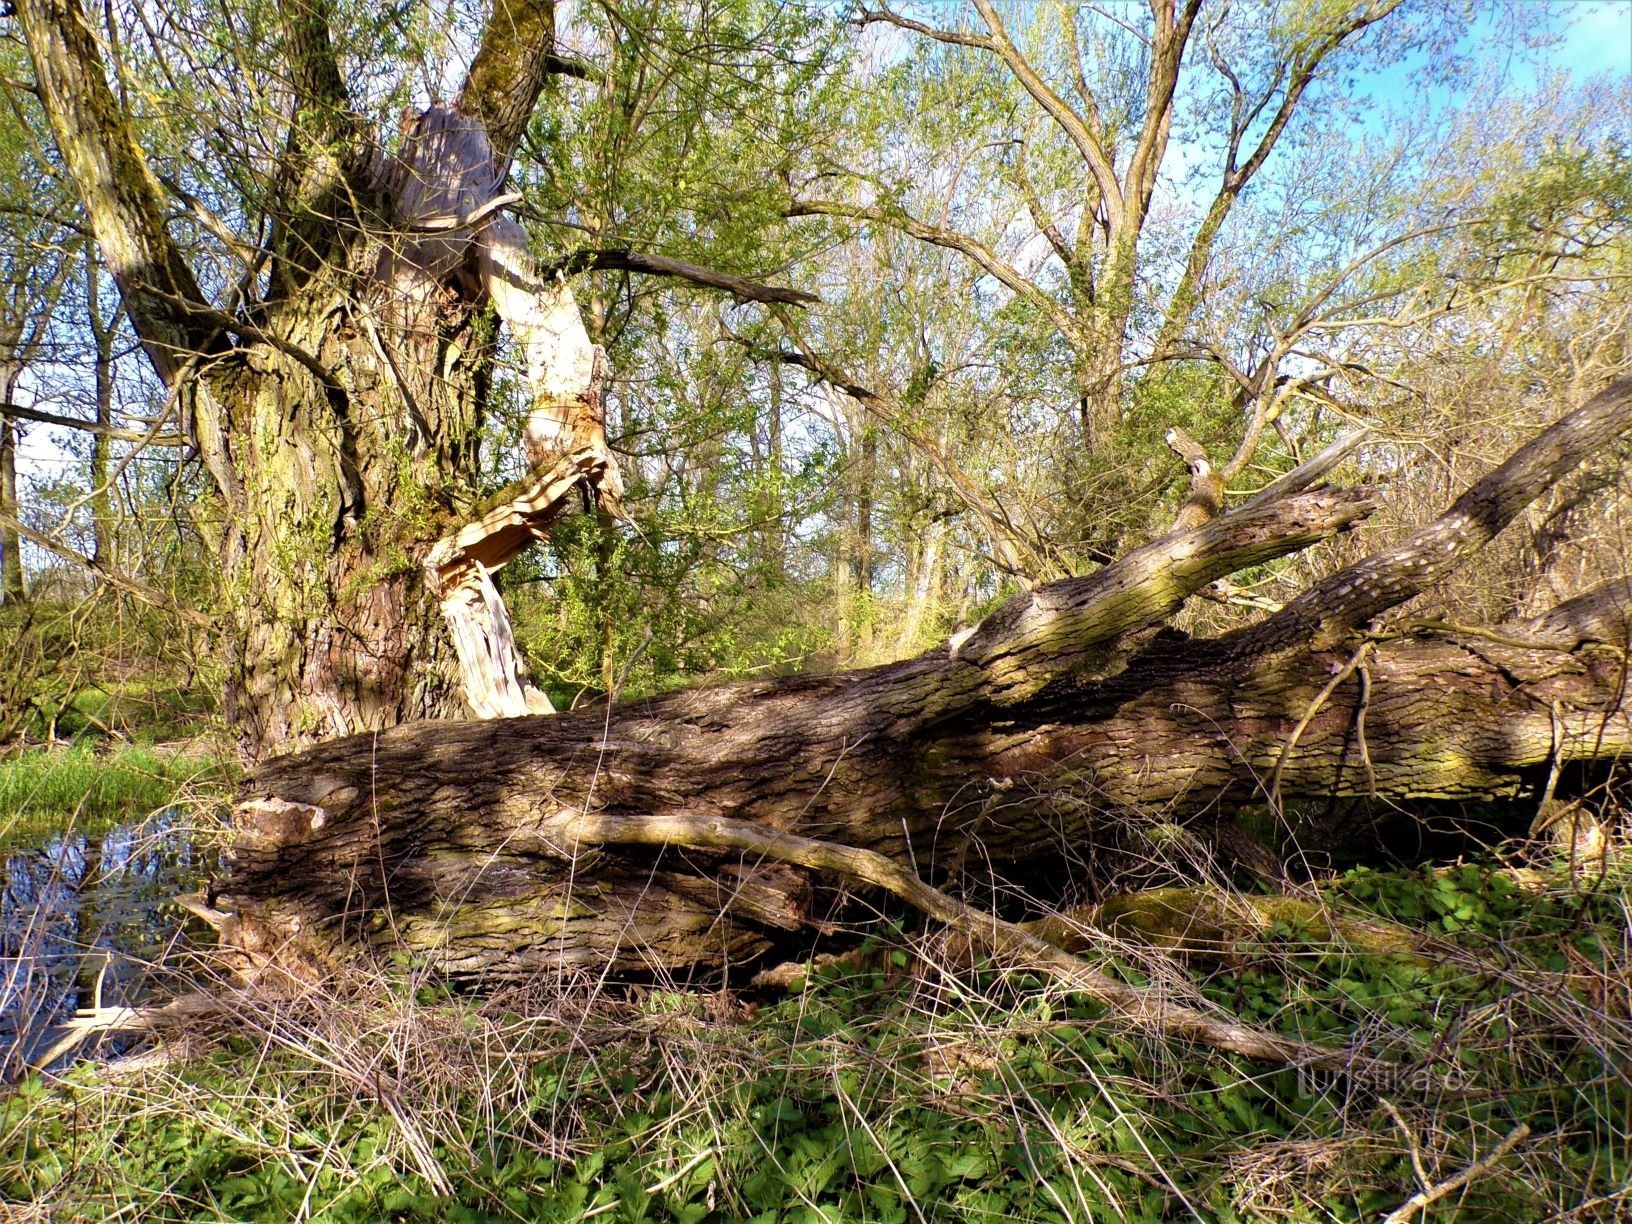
[15,0,599,758]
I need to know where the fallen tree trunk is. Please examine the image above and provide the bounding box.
[207,380,1632,1057]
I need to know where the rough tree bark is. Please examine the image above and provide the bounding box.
[12,0,625,757]
[211,383,1632,1028]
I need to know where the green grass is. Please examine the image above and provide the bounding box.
[0,744,231,847]
[1,849,1628,1221]
[15,678,217,746]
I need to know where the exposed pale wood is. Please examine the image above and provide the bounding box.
[1165,425,1225,529]
[424,449,607,718]
[378,106,623,719]
[479,213,619,500]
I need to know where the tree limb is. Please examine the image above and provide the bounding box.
[542,808,1370,1071]
[0,399,187,445]
[13,0,228,383]
[1122,0,1202,223]
[1154,0,1404,356]
[1237,377,1632,655]
[967,0,1123,223]
[545,247,819,306]
[458,0,563,168]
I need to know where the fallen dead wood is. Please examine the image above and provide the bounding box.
[207,379,1632,1066]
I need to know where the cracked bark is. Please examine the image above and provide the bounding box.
[209,382,1632,995]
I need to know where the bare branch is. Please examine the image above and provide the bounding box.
[545,247,819,307]
[854,4,998,53]
[748,316,1043,577]
[790,199,1080,340]
[1,399,187,446]
[0,507,214,628]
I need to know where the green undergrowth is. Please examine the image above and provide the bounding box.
[18,678,218,745]
[0,744,232,847]
[1,853,1628,1221]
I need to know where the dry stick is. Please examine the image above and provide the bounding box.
[1378,1102,1530,1224]
[1268,640,1374,813]
[537,809,1376,1073]
[1355,657,1377,796]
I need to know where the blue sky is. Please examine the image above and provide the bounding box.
[1549,1,1632,80]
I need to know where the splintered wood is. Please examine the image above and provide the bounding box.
[425,449,606,718]
[384,105,624,718]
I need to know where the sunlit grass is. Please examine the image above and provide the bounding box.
[15,678,217,746]
[0,745,232,847]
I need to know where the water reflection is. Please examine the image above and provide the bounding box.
[0,810,217,1075]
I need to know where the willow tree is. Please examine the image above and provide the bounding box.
[10,0,799,755]
[797,1,1625,578]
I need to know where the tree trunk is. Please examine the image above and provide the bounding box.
[212,379,1632,992]
[16,0,590,759]
[0,401,21,604]
[86,260,117,570]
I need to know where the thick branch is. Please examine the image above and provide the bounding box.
[264,0,370,295]
[1241,378,1632,653]
[957,483,1377,700]
[457,0,560,169]
[278,0,351,127]
[14,0,226,382]
[1123,0,1202,223]
[545,248,819,306]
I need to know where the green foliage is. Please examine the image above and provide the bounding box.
[0,593,219,749]
[4,857,1628,1220]
[0,744,229,844]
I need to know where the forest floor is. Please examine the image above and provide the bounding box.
[0,673,1628,1220]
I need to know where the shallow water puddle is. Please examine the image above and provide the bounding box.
[0,810,218,1073]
